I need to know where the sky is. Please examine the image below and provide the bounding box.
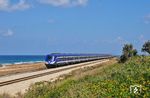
[0,0,150,55]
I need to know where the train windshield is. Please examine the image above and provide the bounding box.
[47,56,52,60]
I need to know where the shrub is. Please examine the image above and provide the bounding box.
[142,40,150,54]
[120,44,138,63]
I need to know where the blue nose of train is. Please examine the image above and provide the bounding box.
[45,55,55,65]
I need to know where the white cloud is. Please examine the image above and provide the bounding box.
[139,34,146,43]
[97,36,128,45]
[144,14,150,24]
[48,19,55,23]
[0,0,30,12]
[0,29,14,37]
[38,0,88,7]
[116,36,128,45]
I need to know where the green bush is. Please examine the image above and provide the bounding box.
[120,44,138,63]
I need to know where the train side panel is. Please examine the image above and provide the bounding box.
[45,53,113,68]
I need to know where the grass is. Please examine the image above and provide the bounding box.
[1,56,150,98]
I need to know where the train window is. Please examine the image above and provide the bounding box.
[47,56,52,60]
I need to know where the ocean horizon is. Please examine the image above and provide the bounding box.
[0,55,45,67]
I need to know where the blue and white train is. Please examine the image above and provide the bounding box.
[45,53,112,68]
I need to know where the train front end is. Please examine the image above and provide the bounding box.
[45,54,56,68]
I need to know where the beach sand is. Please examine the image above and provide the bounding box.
[0,63,47,76]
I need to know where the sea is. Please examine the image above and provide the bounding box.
[0,55,45,67]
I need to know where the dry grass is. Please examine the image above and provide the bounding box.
[60,58,118,81]
[0,63,46,76]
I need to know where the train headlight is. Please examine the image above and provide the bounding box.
[45,62,49,64]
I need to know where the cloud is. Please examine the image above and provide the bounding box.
[0,29,14,37]
[138,34,146,43]
[115,36,128,45]
[144,14,150,24]
[0,0,31,12]
[0,0,88,11]
[48,19,55,23]
[38,0,88,7]
[96,36,128,45]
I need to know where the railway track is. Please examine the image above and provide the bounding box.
[0,59,108,87]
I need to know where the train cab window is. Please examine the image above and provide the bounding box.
[47,56,52,60]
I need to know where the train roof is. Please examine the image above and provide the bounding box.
[46,53,112,57]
